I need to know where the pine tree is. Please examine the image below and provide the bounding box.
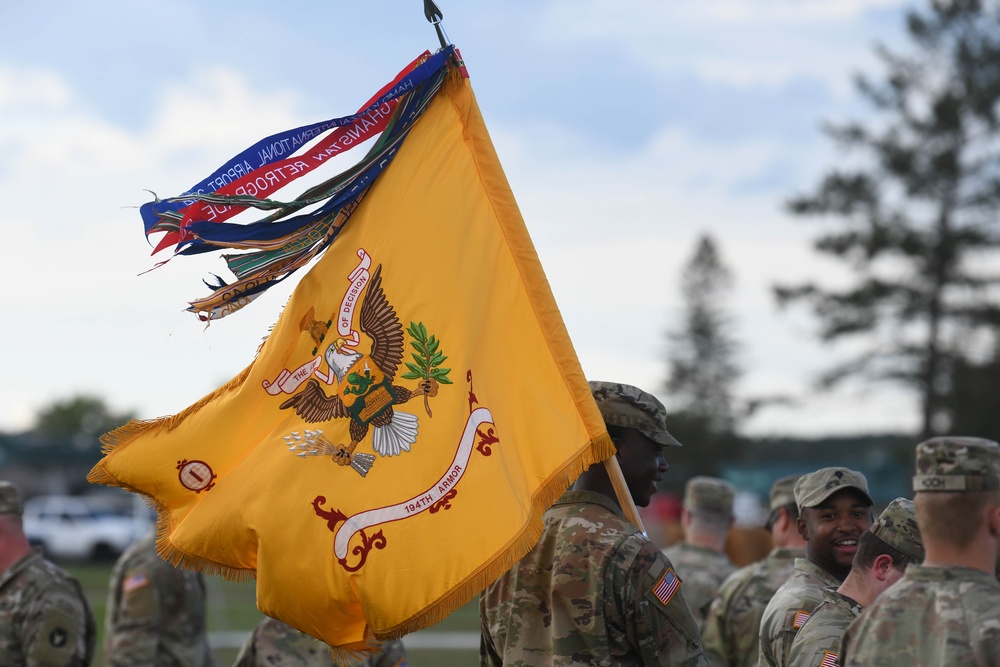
[776,0,1000,436]
[666,234,741,435]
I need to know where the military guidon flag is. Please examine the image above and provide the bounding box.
[89,45,614,660]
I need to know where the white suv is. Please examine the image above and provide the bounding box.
[22,494,154,561]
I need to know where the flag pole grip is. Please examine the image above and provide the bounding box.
[603,456,646,533]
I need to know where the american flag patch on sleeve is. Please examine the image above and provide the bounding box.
[820,651,839,667]
[792,609,810,629]
[123,572,149,594]
[652,568,681,605]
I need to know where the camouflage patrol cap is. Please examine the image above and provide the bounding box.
[684,476,735,514]
[794,467,873,510]
[0,481,22,515]
[769,474,802,511]
[913,436,1000,493]
[588,381,681,447]
[870,497,924,563]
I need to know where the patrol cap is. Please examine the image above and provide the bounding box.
[589,381,681,447]
[870,497,924,563]
[913,436,1000,493]
[684,476,735,514]
[794,467,873,510]
[0,481,23,515]
[769,474,802,512]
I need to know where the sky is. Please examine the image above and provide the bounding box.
[0,0,926,437]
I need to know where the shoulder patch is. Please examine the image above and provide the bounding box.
[49,627,68,647]
[820,651,839,667]
[123,572,149,594]
[652,567,682,606]
[792,609,810,629]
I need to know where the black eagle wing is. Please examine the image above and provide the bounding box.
[359,264,404,382]
[279,378,348,423]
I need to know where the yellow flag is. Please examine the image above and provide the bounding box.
[89,69,613,653]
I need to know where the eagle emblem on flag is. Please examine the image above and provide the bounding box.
[271,249,449,476]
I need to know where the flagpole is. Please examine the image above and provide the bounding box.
[423,0,449,49]
[603,457,646,533]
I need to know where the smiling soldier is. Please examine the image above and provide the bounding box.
[757,468,873,667]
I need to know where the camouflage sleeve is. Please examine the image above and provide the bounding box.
[617,540,709,667]
[786,622,841,667]
[104,564,162,666]
[21,580,93,667]
[368,639,408,667]
[231,624,261,667]
[759,603,802,667]
[700,589,733,667]
[478,583,505,667]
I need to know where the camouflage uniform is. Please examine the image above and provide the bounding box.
[758,466,871,667]
[757,560,840,667]
[661,543,735,630]
[104,533,215,666]
[662,477,737,629]
[0,481,96,667]
[701,474,803,667]
[842,566,1000,667]
[788,497,924,667]
[0,552,96,666]
[701,547,803,667]
[480,382,706,666]
[480,490,708,666]
[785,588,858,667]
[842,437,1000,666]
[233,617,408,667]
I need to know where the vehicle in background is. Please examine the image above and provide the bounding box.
[22,493,154,561]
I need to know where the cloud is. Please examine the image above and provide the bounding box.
[0,1,923,439]
[531,0,907,92]
[0,65,313,430]
[0,64,71,109]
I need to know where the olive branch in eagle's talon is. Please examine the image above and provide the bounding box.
[402,322,452,417]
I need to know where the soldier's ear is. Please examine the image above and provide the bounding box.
[872,554,894,581]
[987,502,1000,538]
[797,513,809,541]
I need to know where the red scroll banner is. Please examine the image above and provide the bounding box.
[151,52,430,255]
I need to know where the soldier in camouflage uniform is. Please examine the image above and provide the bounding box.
[758,467,873,667]
[701,474,806,667]
[662,476,737,629]
[787,497,923,667]
[233,616,408,667]
[0,481,96,666]
[480,381,709,666]
[841,437,1000,666]
[104,532,216,666]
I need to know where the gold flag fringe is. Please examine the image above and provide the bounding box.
[370,431,616,640]
[87,362,259,582]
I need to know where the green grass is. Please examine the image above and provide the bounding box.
[65,561,479,666]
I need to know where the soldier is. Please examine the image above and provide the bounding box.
[104,532,216,666]
[662,476,737,628]
[841,437,1000,666]
[787,497,923,667]
[758,467,873,667]
[233,616,408,666]
[0,481,96,666]
[479,381,709,666]
[701,474,807,667]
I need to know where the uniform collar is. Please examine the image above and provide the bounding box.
[822,587,863,617]
[794,557,843,587]
[0,549,42,589]
[769,546,806,562]
[554,490,625,518]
